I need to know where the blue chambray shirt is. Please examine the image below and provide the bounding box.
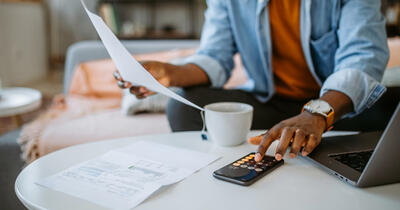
[183,0,389,117]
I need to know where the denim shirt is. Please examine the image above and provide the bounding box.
[184,0,389,117]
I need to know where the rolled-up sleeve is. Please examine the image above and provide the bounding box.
[320,69,386,117]
[321,0,389,116]
[182,0,236,88]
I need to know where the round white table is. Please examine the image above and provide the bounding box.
[15,131,400,210]
[0,87,42,126]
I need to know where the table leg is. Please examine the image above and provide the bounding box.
[12,115,23,127]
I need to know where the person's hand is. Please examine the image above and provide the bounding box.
[248,111,326,162]
[113,61,173,99]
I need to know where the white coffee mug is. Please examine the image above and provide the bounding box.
[204,102,253,146]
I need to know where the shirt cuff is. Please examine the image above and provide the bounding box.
[183,54,228,88]
[320,68,387,117]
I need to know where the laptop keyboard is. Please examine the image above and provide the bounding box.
[329,150,373,173]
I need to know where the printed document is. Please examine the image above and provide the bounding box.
[37,141,220,209]
[81,0,203,111]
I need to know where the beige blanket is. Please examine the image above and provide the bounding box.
[18,49,195,163]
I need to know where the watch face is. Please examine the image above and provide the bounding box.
[308,100,331,113]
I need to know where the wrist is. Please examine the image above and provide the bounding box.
[302,99,335,131]
[301,111,327,132]
[164,63,180,87]
[166,63,210,87]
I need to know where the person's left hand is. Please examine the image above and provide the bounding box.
[248,111,327,162]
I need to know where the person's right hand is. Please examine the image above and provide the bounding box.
[113,61,174,99]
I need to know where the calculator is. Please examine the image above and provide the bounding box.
[213,153,284,186]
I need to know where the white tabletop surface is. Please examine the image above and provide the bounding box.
[0,87,41,117]
[15,131,400,210]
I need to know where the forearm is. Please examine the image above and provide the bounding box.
[320,90,354,122]
[167,63,210,87]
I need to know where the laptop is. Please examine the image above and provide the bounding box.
[305,103,400,187]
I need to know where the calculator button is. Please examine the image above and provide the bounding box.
[248,166,254,170]
[249,154,255,158]
[245,156,252,160]
[237,161,244,164]
[240,165,247,168]
[233,163,240,166]
[255,168,263,172]
[242,159,249,162]
[256,162,263,165]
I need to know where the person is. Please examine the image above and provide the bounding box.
[114,0,400,162]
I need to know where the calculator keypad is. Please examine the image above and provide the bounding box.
[231,154,277,173]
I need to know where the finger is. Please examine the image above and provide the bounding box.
[139,87,156,97]
[248,131,268,145]
[302,134,321,156]
[289,129,306,158]
[143,91,156,97]
[249,122,285,145]
[118,81,127,89]
[123,81,132,88]
[130,87,150,99]
[275,127,295,160]
[118,80,132,89]
[139,86,150,94]
[136,94,147,99]
[113,71,122,81]
[255,129,278,162]
[130,86,143,95]
[131,86,149,95]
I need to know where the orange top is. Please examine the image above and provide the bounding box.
[269,0,320,100]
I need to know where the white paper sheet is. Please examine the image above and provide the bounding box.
[81,0,203,111]
[37,141,220,210]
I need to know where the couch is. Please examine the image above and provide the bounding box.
[35,40,201,158]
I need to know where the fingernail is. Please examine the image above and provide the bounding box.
[275,154,282,160]
[289,153,296,158]
[302,151,309,156]
[118,81,125,88]
[255,153,262,162]
[113,71,120,80]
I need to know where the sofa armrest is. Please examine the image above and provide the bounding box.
[64,40,200,94]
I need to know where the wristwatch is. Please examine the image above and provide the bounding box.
[302,99,335,131]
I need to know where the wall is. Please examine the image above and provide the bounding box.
[0,2,48,86]
[46,0,205,59]
[45,0,99,59]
